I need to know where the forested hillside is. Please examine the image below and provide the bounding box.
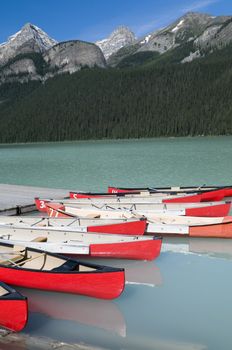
[0,43,232,143]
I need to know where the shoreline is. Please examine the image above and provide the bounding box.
[0,134,231,147]
[0,331,105,350]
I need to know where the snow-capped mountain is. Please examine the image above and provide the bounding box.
[1,12,232,84]
[0,23,57,65]
[0,23,106,84]
[96,26,136,59]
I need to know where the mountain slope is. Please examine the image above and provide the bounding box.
[0,42,232,143]
[108,12,232,67]
[0,12,232,143]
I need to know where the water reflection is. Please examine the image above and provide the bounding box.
[15,260,162,338]
[102,260,162,288]
[2,239,232,349]
[162,237,232,260]
[189,238,232,259]
[19,289,126,338]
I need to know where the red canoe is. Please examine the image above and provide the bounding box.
[51,201,231,217]
[189,221,232,238]
[0,282,28,332]
[163,189,226,203]
[46,201,231,222]
[44,203,147,235]
[184,202,231,217]
[37,197,231,218]
[148,219,232,238]
[85,237,162,260]
[108,186,232,197]
[0,243,125,299]
[35,197,51,212]
[0,225,162,261]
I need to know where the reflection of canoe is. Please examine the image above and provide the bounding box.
[18,288,126,337]
[0,226,162,260]
[112,260,162,287]
[162,237,232,259]
[0,242,125,299]
[189,238,232,258]
[0,282,28,332]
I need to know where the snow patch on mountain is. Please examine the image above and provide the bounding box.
[141,34,151,44]
[171,19,185,32]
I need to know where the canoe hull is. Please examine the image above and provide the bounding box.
[0,267,125,299]
[89,238,162,260]
[163,189,225,203]
[87,220,147,235]
[35,198,49,212]
[185,202,231,217]
[189,222,232,238]
[0,298,28,332]
[108,186,232,197]
[148,221,232,238]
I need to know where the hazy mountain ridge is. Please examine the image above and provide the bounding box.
[1,12,232,82]
[107,12,232,66]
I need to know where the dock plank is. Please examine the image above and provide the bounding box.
[0,184,69,215]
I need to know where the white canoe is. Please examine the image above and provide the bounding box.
[58,205,232,226]
[0,225,161,260]
[2,214,229,228]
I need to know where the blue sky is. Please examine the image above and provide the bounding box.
[0,0,232,43]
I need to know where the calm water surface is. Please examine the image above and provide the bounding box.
[0,136,232,190]
[0,136,232,350]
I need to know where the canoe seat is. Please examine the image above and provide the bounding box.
[0,253,25,266]
[31,236,47,242]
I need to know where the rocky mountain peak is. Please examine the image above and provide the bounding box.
[0,23,57,66]
[96,25,136,59]
[6,22,57,51]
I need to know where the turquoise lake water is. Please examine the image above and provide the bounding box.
[0,136,232,349]
[0,136,232,190]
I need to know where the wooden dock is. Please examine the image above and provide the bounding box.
[0,184,69,215]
